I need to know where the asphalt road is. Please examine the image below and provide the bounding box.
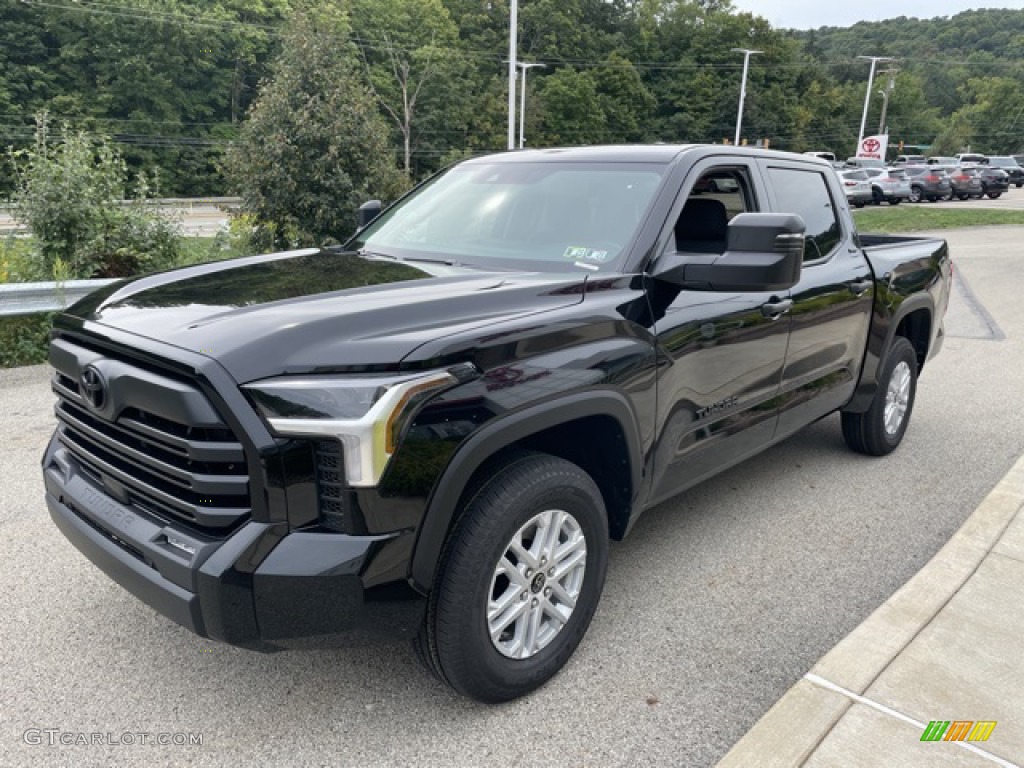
[2,227,1023,767]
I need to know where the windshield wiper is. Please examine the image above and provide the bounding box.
[357,248,456,267]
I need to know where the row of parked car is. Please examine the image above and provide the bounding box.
[835,155,1023,207]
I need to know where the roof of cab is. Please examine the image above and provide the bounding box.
[460,144,832,166]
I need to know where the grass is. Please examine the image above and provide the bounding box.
[852,205,1024,232]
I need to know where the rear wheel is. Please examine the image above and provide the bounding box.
[888,198,901,206]
[872,188,884,205]
[908,185,923,203]
[987,191,1002,199]
[416,452,608,703]
[842,336,918,456]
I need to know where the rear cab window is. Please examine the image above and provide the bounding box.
[762,165,843,263]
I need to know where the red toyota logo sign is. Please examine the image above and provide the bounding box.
[862,138,881,153]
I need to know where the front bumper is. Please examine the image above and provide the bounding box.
[44,437,425,649]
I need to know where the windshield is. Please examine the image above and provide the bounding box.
[350,161,667,272]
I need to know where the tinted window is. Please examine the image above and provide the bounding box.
[766,167,842,263]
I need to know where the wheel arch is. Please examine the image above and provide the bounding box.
[409,390,644,592]
[845,293,934,414]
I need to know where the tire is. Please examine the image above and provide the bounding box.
[842,336,918,456]
[957,194,968,201]
[417,452,608,703]
[987,191,1002,199]
[872,188,884,205]
[908,186,923,203]
[854,201,865,208]
[889,198,900,206]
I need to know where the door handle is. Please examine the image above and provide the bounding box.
[761,298,793,319]
[849,278,874,295]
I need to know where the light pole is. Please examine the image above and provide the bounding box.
[507,0,518,150]
[731,48,761,146]
[856,55,894,153]
[517,62,545,148]
[877,69,897,134]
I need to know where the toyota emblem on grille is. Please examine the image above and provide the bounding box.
[80,365,107,410]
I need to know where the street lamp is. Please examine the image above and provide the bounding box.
[731,48,762,146]
[856,55,894,153]
[507,0,518,150]
[517,62,545,148]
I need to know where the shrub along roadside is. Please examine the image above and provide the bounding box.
[9,115,183,281]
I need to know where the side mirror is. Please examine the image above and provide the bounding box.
[654,212,805,292]
[357,199,382,230]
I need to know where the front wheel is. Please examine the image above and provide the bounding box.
[987,191,1002,199]
[842,337,918,456]
[418,453,608,703]
[888,198,901,206]
[908,186,923,203]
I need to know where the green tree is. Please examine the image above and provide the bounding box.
[10,115,181,280]
[223,3,403,247]
[535,68,607,145]
[352,0,467,177]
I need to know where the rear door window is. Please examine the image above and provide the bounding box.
[764,167,842,263]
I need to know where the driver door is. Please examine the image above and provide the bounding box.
[646,158,793,506]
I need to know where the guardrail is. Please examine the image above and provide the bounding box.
[0,279,119,318]
[0,196,241,212]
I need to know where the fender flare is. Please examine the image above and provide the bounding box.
[408,390,645,592]
[846,291,935,413]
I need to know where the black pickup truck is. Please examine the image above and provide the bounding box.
[42,146,951,702]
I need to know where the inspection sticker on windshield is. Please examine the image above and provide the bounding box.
[563,246,610,263]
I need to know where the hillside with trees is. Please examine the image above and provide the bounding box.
[3,1,1024,201]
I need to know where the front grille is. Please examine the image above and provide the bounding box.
[314,441,347,531]
[49,338,251,532]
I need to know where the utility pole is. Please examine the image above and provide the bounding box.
[517,62,545,149]
[877,68,898,134]
[731,48,762,147]
[507,0,518,150]
[856,55,894,153]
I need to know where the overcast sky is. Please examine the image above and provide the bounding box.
[729,1,1024,30]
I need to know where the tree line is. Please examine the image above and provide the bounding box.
[4,1,1024,200]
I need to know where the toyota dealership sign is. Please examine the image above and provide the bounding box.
[856,133,888,161]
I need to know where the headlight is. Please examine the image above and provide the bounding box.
[244,368,466,487]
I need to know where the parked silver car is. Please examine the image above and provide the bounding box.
[863,167,912,205]
[837,169,874,207]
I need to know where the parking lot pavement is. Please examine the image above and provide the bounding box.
[2,227,1024,767]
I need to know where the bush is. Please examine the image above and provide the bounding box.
[0,314,53,367]
[9,115,183,280]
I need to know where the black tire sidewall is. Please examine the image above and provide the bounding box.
[873,337,918,452]
[433,457,608,702]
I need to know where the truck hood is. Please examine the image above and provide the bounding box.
[65,248,587,382]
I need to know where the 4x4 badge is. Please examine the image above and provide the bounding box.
[80,365,107,410]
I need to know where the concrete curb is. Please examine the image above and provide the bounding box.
[717,453,1024,767]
